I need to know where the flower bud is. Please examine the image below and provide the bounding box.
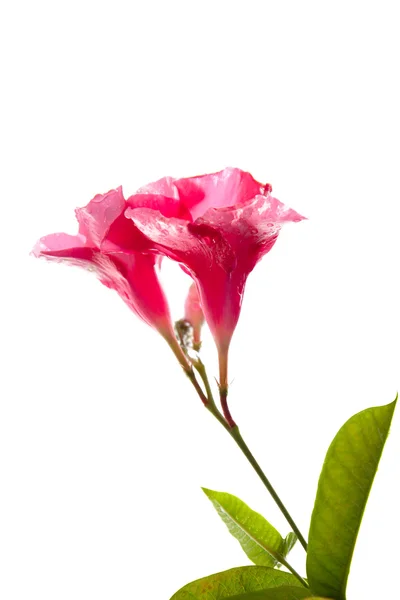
[184,282,205,351]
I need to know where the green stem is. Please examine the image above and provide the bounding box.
[186,369,208,406]
[193,359,211,398]
[204,408,308,588]
[277,556,309,589]
[193,358,219,411]
[183,359,308,554]
[229,425,308,552]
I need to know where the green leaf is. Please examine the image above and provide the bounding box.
[202,488,294,567]
[225,586,316,599]
[276,532,297,568]
[170,565,303,599]
[307,397,397,599]
[282,532,297,557]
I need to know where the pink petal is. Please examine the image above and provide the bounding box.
[173,167,268,220]
[193,193,306,270]
[93,252,175,335]
[126,193,305,356]
[124,208,213,275]
[75,187,126,247]
[125,207,239,347]
[184,282,205,348]
[32,232,95,266]
[126,192,192,220]
[135,176,178,197]
[33,231,176,339]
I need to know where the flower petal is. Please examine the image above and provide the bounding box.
[33,231,176,338]
[127,191,305,361]
[32,232,95,266]
[125,208,241,349]
[135,175,178,197]
[174,167,267,220]
[124,208,213,274]
[75,187,126,247]
[94,252,175,335]
[193,193,306,271]
[126,192,191,220]
[184,282,205,349]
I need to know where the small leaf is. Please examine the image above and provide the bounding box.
[202,488,292,567]
[170,565,303,599]
[282,532,297,557]
[307,397,397,599]
[276,532,297,568]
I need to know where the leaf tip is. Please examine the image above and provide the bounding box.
[384,393,398,418]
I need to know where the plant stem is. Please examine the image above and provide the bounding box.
[229,425,308,552]
[203,411,308,587]
[219,387,236,427]
[184,360,308,553]
[186,369,208,406]
[193,358,218,410]
[278,556,309,588]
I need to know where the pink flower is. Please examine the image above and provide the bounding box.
[33,169,304,420]
[32,186,191,370]
[126,168,305,395]
[184,282,205,351]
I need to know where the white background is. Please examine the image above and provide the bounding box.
[1,1,399,598]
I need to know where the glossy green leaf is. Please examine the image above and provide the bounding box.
[307,397,397,599]
[226,586,315,599]
[170,566,303,599]
[202,488,294,567]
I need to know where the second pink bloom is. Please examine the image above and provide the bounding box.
[126,167,305,389]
